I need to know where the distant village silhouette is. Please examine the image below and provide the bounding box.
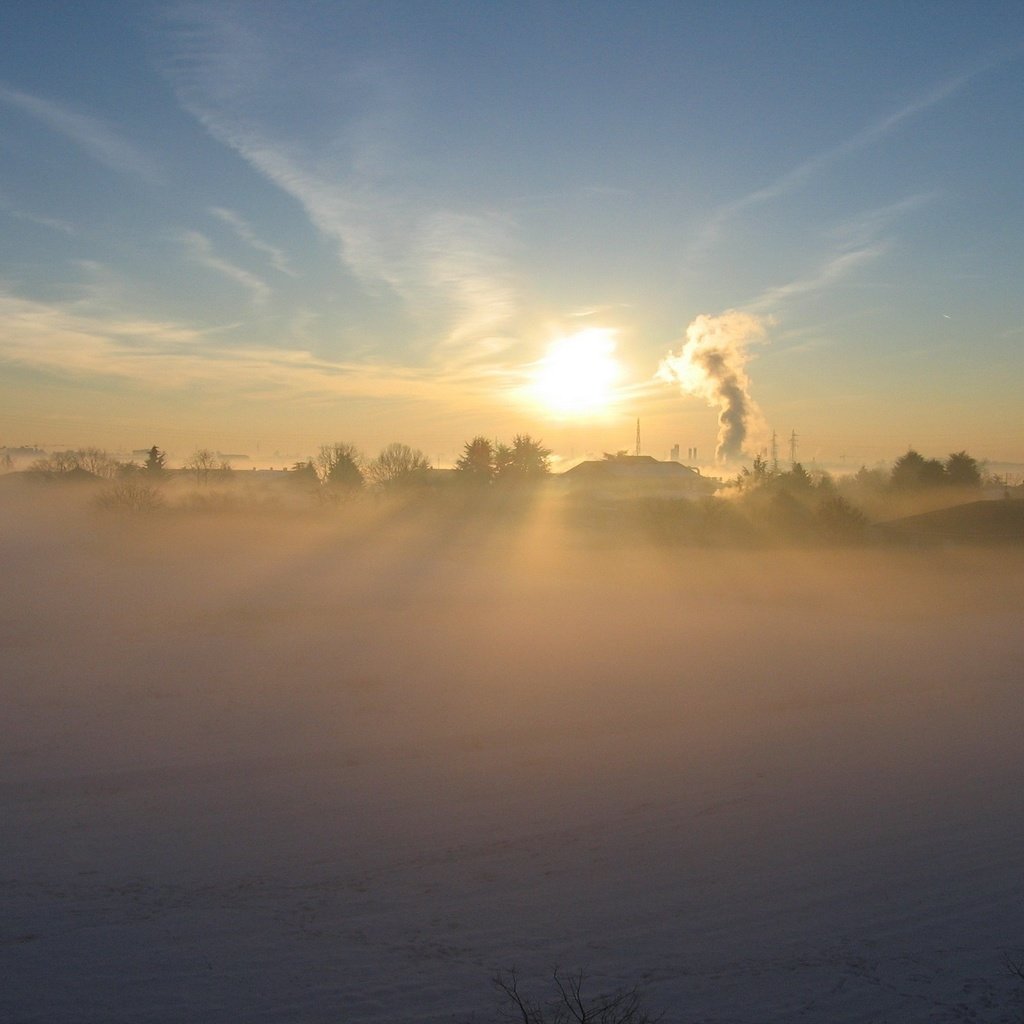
[3,436,1021,547]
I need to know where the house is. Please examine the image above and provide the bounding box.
[558,454,718,501]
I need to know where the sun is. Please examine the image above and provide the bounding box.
[531,328,622,416]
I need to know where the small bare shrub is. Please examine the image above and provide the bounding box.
[97,480,164,513]
[482,968,662,1024]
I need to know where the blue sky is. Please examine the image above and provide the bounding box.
[0,1,1022,466]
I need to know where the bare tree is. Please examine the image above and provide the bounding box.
[49,450,80,474]
[486,968,661,1024]
[367,442,430,489]
[1005,951,1024,983]
[29,447,121,479]
[75,447,120,479]
[98,480,165,513]
[185,448,218,484]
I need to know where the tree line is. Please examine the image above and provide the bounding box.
[736,448,983,494]
[17,441,990,497]
[19,435,552,490]
[14,438,1012,544]
[290,434,552,493]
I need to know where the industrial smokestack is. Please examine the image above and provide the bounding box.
[658,311,768,463]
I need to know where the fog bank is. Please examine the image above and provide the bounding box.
[2,487,1023,1022]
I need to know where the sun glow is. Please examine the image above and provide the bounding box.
[531,328,622,416]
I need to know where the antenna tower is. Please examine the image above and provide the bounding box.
[635,418,641,457]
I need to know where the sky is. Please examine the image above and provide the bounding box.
[0,1,1022,468]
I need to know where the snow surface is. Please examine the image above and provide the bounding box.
[2,487,1023,1022]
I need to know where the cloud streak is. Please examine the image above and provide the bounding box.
[742,192,935,313]
[0,85,162,184]
[827,192,937,250]
[689,70,976,257]
[209,206,296,276]
[161,7,519,360]
[0,185,75,235]
[745,245,886,313]
[0,287,513,403]
[178,230,271,306]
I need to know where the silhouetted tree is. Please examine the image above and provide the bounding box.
[73,447,120,479]
[853,465,888,490]
[316,442,364,491]
[290,459,319,488]
[98,479,164,513]
[47,450,79,474]
[890,449,945,489]
[944,450,982,488]
[185,448,217,484]
[811,468,836,495]
[737,452,773,491]
[144,446,167,475]
[778,461,812,492]
[367,442,431,488]
[763,488,814,538]
[495,434,551,481]
[27,447,121,479]
[494,441,514,478]
[816,495,867,541]
[454,436,495,484]
[752,452,772,480]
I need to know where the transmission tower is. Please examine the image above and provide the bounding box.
[789,429,798,466]
[635,418,641,457]
[771,429,779,472]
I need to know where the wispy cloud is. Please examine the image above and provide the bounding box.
[0,84,162,185]
[188,106,518,356]
[743,191,935,313]
[745,245,887,313]
[0,186,75,234]
[0,286,514,402]
[689,70,975,257]
[828,192,937,249]
[416,210,518,358]
[161,7,519,361]
[178,229,271,306]
[209,206,296,276]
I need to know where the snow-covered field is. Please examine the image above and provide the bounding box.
[3,486,1023,1023]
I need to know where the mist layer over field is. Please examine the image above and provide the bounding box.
[3,485,1023,1022]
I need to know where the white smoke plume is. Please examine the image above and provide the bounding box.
[658,310,769,463]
